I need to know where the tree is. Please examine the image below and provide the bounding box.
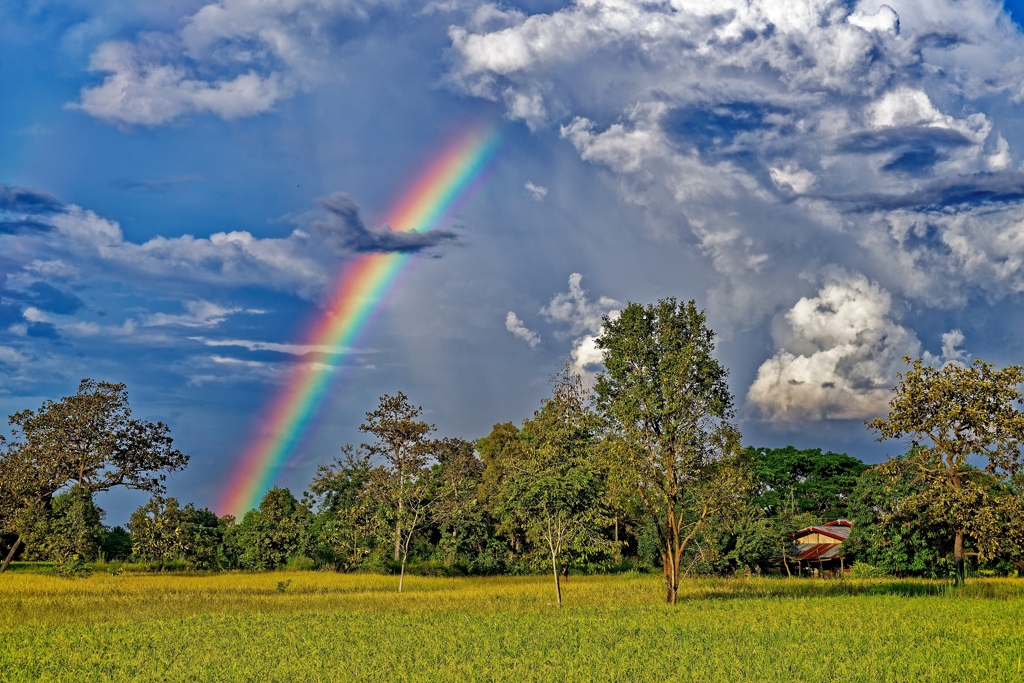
[17,486,105,574]
[595,298,747,604]
[0,379,189,572]
[233,488,312,570]
[128,496,223,570]
[844,456,955,577]
[360,392,434,562]
[477,422,529,563]
[747,446,867,520]
[498,367,613,607]
[868,357,1024,584]
[428,437,486,569]
[308,447,378,571]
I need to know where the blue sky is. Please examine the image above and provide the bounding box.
[4,0,1024,522]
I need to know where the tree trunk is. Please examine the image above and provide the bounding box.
[393,509,402,562]
[398,549,407,593]
[954,528,965,586]
[663,550,678,604]
[665,508,681,605]
[551,550,562,608]
[1,536,22,574]
[782,547,791,578]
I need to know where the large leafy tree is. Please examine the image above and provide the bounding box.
[477,422,529,560]
[596,298,747,604]
[747,446,867,520]
[845,455,955,577]
[497,367,612,607]
[0,379,188,572]
[868,358,1024,584]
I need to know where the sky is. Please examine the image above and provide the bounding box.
[4,0,1024,523]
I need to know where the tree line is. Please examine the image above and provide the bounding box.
[3,298,1024,601]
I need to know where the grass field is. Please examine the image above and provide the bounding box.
[2,571,1023,682]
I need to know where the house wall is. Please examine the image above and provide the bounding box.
[797,533,841,545]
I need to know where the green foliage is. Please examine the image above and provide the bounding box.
[595,298,747,602]
[307,448,379,571]
[232,488,312,571]
[17,487,104,573]
[496,367,614,605]
[869,358,1024,583]
[127,496,225,570]
[747,446,867,519]
[845,458,954,578]
[100,526,133,561]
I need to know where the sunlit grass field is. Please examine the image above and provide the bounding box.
[3,571,1024,682]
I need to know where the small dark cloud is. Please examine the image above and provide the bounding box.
[18,282,86,315]
[111,174,202,194]
[26,321,59,339]
[909,30,970,54]
[826,171,1024,211]
[0,218,54,234]
[837,126,972,174]
[313,192,458,253]
[0,185,63,214]
[883,147,945,173]
[664,102,789,160]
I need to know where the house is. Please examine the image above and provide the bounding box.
[785,519,852,577]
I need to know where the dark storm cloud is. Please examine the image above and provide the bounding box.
[0,185,63,213]
[313,192,457,254]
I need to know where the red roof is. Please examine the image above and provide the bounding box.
[792,543,843,561]
[792,519,852,542]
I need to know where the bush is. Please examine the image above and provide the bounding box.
[850,562,886,578]
[285,556,316,571]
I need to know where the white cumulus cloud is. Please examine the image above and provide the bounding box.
[748,269,920,421]
[540,273,620,380]
[72,0,390,125]
[505,311,541,347]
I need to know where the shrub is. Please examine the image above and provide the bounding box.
[850,562,885,578]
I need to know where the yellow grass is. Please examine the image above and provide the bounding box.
[3,572,1024,681]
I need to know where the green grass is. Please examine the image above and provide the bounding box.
[2,572,1023,681]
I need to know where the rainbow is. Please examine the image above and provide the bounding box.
[220,125,502,517]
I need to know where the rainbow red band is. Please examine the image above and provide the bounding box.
[220,125,502,517]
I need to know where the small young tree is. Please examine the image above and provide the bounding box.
[360,393,434,562]
[595,298,746,603]
[498,367,613,607]
[868,357,1024,584]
